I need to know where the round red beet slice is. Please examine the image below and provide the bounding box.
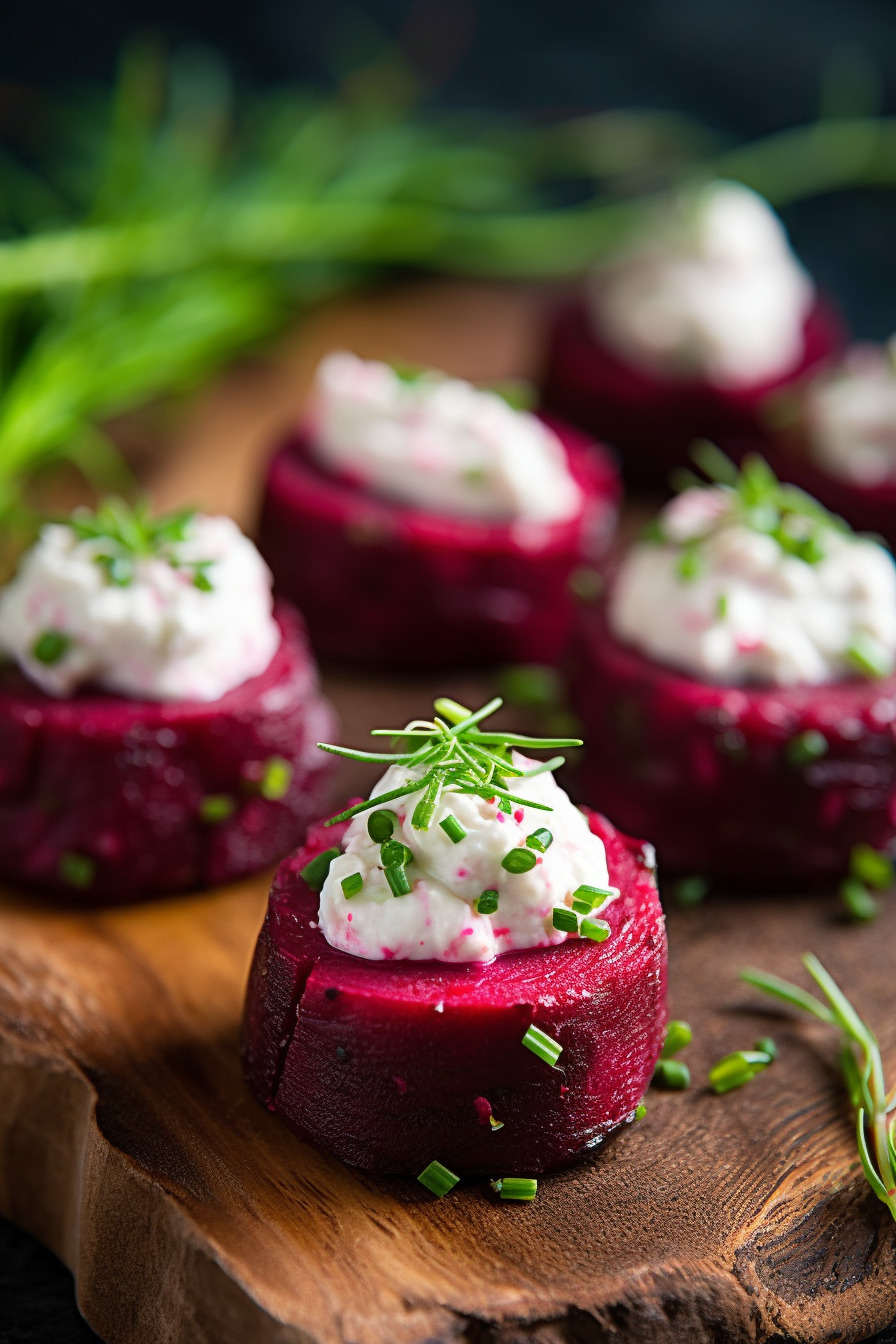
[540,298,844,493]
[241,807,667,1176]
[0,605,336,902]
[570,601,896,885]
[258,415,620,670]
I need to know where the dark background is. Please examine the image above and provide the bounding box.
[2,2,896,1341]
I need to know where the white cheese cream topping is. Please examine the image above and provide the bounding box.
[609,479,896,686]
[0,511,281,701]
[588,181,814,388]
[804,340,896,487]
[307,351,582,523]
[318,753,614,964]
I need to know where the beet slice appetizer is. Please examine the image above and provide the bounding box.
[570,454,896,887]
[540,181,843,492]
[761,340,896,552]
[258,354,620,670]
[0,500,336,902]
[542,298,841,494]
[242,697,667,1177]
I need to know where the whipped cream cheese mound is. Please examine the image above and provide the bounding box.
[0,510,281,701]
[609,475,896,687]
[318,753,614,964]
[588,180,814,389]
[307,351,583,524]
[805,341,896,486]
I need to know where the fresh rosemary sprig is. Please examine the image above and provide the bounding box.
[742,955,896,1223]
[319,696,581,830]
[66,497,213,589]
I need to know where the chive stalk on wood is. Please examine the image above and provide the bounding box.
[742,955,896,1225]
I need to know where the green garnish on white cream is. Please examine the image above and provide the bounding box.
[610,452,896,687]
[308,352,582,524]
[314,698,618,964]
[0,498,280,701]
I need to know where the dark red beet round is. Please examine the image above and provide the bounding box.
[0,606,336,903]
[540,298,844,493]
[258,416,620,670]
[241,806,666,1176]
[570,601,896,885]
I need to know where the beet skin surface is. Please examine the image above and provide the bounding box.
[540,298,843,493]
[0,606,336,902]
[241,807,667,1176]
[258,416,619,670]
[571,602,896,885]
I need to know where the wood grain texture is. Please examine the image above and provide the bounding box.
[0,280,894,1343]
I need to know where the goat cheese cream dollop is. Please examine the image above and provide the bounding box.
[317,708,614,964]
[0,504,281,701]
[609,461,896,687]
[588,181,814,389]
[307,351,582,524]
[804,340,896,487]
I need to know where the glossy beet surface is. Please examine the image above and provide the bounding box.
[540,299,844,493]
[241,807,666,1175]
[258,416,620,670]
[571,602,896,884]
[0,606,336,902]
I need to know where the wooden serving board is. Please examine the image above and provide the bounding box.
[0,281,895,1344]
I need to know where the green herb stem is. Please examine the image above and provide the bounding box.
[742,955,896,1222]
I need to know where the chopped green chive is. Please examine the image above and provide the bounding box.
[716,592,729,620]
[498,664,561,710]
[385,864,412,897]
[380,839,413,868]
[522,1023,562,1067]
[367,810,396,843]
[634,1102,647,1121]
[653,1059,691,1090]
[568,566,604,602]
[439,814,467,844]
[677,544,702,583]
[193,567,214,592]
[785,729,828,768]
[490,1177,537,1201]
[417,1160,459,1198]
[552,906,578,933]
[489,1113,505,1131]
[526,828,553,852]
[476,889,499,915]
[58,851,96,889]
[32,630,71,665]
[259,756,292,800]
[708,1049,773,1095]
[661,1020,692,1058]
[580,917,611,942]
[672,875,710,908]
[301,846,341,892]
[847,633,892,679]
[487,377,537,411]
[200,794,236,824]
[850,843,894,890]
[341,872,364,899]
[571,883,613,911]
[502,847,537,874]
[840,877,879,922]
[754,1036,777,1060]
